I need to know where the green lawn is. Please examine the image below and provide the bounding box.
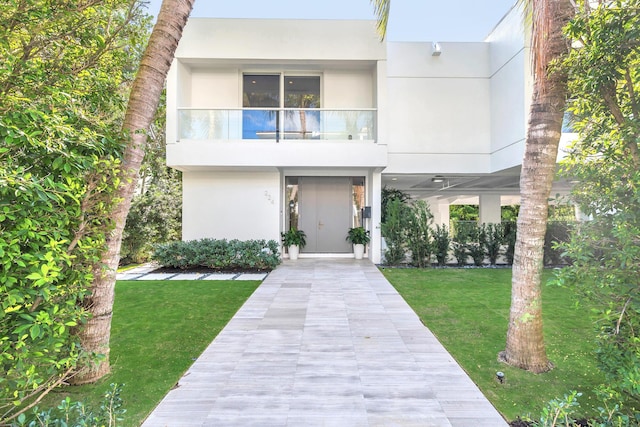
[381,267,604,422]
[45,280,260,426]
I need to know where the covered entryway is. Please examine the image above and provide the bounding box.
[298,177,352,253]
[286,176,365,254]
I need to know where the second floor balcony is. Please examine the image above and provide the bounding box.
[176,108,376,142]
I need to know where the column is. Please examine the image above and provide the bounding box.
[479,194,502,224]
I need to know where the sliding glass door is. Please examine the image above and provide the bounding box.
[243,74,320,140]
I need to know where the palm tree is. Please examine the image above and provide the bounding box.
[370,0,575,373]
[498,0,575,373]
[73,0,195,384]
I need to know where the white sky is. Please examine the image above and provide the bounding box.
[144,0,517,42]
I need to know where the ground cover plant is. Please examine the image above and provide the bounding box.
[36,279,260,426]
[381,267,604,422]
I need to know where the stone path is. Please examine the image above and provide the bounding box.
[142,259,508,427]
[117,264,268,281]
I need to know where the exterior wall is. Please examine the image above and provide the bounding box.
[174,19,384,61]
[182,171,281,242]
[384,42,493,175]
[324,70,374,108]
[189,69,240,108]
[486,4,528,172]
[167,142,386,169]
[167,14,554,264]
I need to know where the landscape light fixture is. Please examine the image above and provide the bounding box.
[432,42,442,56]
[432,175,445,183]
[496,371,505,383]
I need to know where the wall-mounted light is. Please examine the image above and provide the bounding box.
[432,175,445,183]
[432,42,442,56]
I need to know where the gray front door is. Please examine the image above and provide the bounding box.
[298,177,352,253]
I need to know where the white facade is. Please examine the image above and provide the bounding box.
[166,9,572,263]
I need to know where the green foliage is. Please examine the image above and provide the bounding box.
[483,223,504,266]
[381,186,410,224]
[346,227,371,245]
[121,176,182,263]
[121,96,182,264]
[153,239,281,271]
[502,205,520,222]
[13,383,126,427]
[544,222,572,266]
[503,221,517,265]
[452,242,468,267]
[450,204,479,222]
[432,224,451,267]
[0,1,151,420]
[559,0,640,417]
[381,198,411,265]
[281,228,307,248]
[451,222,486,266]
[528,391,582,427]
[406,200,433,268]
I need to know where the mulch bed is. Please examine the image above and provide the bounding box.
[150,266,271,275]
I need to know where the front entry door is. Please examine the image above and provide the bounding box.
[298,177,352,253]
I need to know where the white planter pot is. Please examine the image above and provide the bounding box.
[288,244,300,260]
[353,244,365,260]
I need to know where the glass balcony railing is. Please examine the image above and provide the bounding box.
[177,108,376,141]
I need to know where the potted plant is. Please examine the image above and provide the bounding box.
[281,228,306,260]
[346,226,370,260]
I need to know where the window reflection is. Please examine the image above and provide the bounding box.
[286,177,299,230]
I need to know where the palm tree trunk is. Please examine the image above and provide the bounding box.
[73,0,195,384]
[499,0,574,373]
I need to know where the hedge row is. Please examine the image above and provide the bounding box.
[152,239,281,271]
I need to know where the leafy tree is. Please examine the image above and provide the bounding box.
[558,0,640,413]
[0,0,151,421]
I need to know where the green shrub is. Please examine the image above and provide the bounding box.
[153,239,281,271]
[452,242,468,266]
[381,198,411,266]
[406,200,433,268]
[453,221,483,266]
[432,224,451,267]
[483,223,504,266]
[13,383,125,427]
[503,221,517,265]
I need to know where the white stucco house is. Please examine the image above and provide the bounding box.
[165,6,573,264]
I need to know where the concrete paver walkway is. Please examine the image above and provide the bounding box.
[142,259,507,427]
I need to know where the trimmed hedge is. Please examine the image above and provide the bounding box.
[152,239,281,271]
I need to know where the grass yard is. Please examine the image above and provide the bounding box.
[381,267,604,422]
[44,280,260,426]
